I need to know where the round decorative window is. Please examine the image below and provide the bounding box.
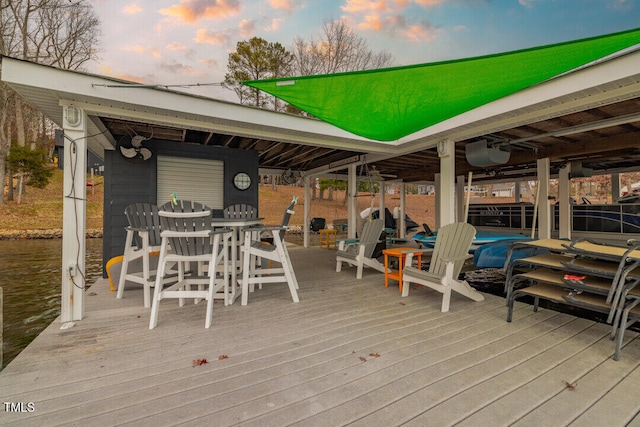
[233,172,251,191]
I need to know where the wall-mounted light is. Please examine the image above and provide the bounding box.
[64,105,82,127]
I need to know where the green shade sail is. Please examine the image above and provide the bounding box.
[244,28,640,142]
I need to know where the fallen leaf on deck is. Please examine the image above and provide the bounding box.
[192,358,208,367]
[564,380,577,390]
[369,353,380,358]
[359,356,367,362]
[218,354,229,360]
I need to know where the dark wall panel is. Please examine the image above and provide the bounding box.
[102,140,259,274]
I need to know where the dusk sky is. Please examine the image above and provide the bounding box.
[89,0,640,102]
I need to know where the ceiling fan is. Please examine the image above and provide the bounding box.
[119,135,152,162]
[368,165,397,180]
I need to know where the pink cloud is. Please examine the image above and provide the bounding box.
[358,14,385,31]
[401,23,437,42]
[344,1,441,43]
[269,0,293,10]
[194,28,230,45]
[159,0,241,24]
[342,0,390,14]
[123,45,146,54]
[123,3,142,14]
[123,45,163,59]
[238,19,255,38]
[414,0,446,6]
[266,18,283,31]
[198,58,219,67]
[166,42,188,51]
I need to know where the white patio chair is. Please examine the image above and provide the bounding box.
[335,218,385,279]
[117,203,162,308]
[401,222,484,312]
[240,198,300,305]
[149,208,231,329]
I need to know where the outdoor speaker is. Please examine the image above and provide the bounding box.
[570,162,593,178]
[465,140,511,167]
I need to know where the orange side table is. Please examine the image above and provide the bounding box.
[383,247,423,292]
[319,229,338,249]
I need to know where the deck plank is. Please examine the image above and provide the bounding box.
[0,246,638,426]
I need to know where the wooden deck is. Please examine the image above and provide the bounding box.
[2,245,640,426]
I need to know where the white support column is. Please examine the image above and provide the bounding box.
[61,105,88,323]
[456,175,465,222]
[348,164,357,239]
[379,181,386,226]
[559,163,571,240]
[437,140,456,226]
[536,158,551,239]
[399,182,406,238]
[515,181,521,203]
[303,175,311,248]
[435,173,441,228]
[612,173,621,203]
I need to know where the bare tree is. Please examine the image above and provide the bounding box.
[292,19,394,76]
[0,0,101,203]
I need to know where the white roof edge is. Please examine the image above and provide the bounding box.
[0,56,391,154]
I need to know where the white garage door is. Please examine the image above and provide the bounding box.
[156,155,224,209]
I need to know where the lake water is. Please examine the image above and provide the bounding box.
[0,238,103,369]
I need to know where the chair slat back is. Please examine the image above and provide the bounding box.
[160,199,210,213]
[429,222,476,278]
[360,218,384,258]
[277,199,297,241]
[158,210,213,256]
[224,204,257,219]
[124,203,162,247]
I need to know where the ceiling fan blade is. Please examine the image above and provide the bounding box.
[119,146,138,158]
[131,135,146,148]
[140,148,152,160]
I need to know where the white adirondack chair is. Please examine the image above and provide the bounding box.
[401,222,484,312]
[335,218,385,279]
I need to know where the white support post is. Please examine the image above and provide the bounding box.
[399,182,406,238]
[434,173,441,228]
[438,140,456,226]
[612,173,621,203]
[303,175,311,248]
[515,181,522,203]
[61,105,88,322]
[348,164,357,239]
[536,158,551,239]
[559,163,571,240]
[379,181,386,226]
[456,175,465,222]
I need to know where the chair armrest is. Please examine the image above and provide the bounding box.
[441,254,473,263]
[243,225,287,232]
[126,226,152,232]
[404,249,434,264]
[210,228,232,236]
[337,239,360,250]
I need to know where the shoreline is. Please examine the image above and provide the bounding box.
[0,228,103,240]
